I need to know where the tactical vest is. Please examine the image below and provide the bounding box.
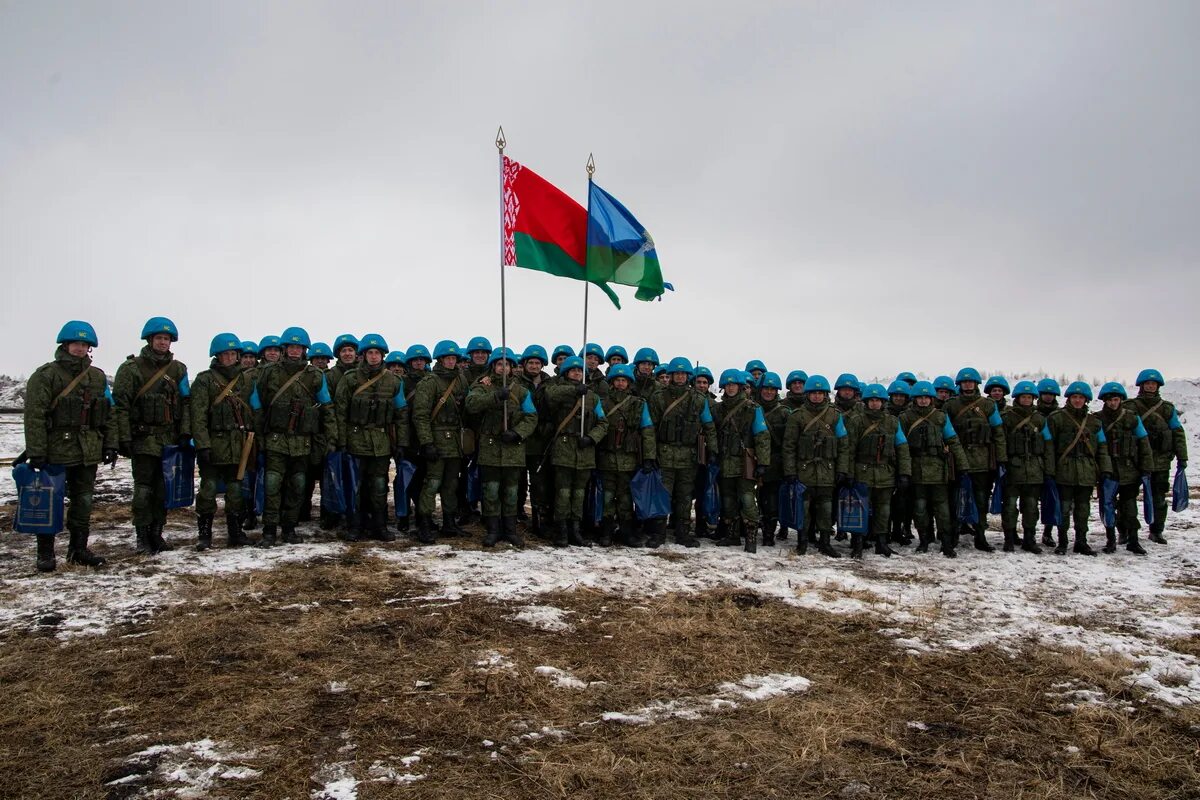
[265,369,321,435]
[952,398,993,446]
[49,367,109,433]
[348,375,395,430]
[1007,411,1045,457]
[1134,399,1176,455]
[129,358,182,433]
[657,392,701,445]
[207,374,248,432]
[905,412,944,456]
[604,394,643,455]
[795,407,838,462]
[717,401,751,456]
[1101,411,1137,461]
[854,418,895,465]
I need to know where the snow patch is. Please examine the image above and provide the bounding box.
[108,738,260,797]
[600,672,810,725]
[534,665,600,689]
[512,604,575,631]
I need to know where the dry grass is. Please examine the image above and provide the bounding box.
[1,552,1198,800]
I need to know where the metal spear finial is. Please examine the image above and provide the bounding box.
[495,126,506,153]
[586,153,595,177]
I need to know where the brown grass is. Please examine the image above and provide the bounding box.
[1,552,1198,800]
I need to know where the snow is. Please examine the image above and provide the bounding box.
[107,738,261,797]
[599,672,811,725]
[534,665,598,689]
[512,604,575,631]
[475,650,515,671]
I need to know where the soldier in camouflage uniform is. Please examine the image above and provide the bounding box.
[933,376,955,410]
[542,356,609,547]
[1096,382,1154,555]
[756,372,791,546]
[412,340,471,542]
[999,382,1052,554]
[515,344,551,536]
[713,369,771,552]
[596,364,656,547]
[113,316,191,556]
[1044,382,1113,555]
[646,358,716,548]
[583,343,610,400]
[1127,369,1188,544]
[886,380,914,545]
[250,327,334,547]
[631,347,660,398]
[984,376,1010,412]
[398,344,432,527]
[783,370,808,412]
[190,333,255,551]
[899,381,969,557]
[466,347,538,548]
[839,384,912,559]
[942,367,1008,552]
[688,365,716,539]
[1035,378,1062,546]
[239,341,259,372]
[833,374,862,420]
[334,334,409,542]
[299,341,335,524]
[23,321,118,571]
[781,375,848,558]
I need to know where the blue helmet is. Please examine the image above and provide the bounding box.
[984,375,1010,395]
[520,344,548,364]
[466,336,492,354]
[667,357,693,376]
[308,342,334,360]
[405,344,432,364]
[1136,369,1165,387]
[1098,382,1127,400]
[239,340,259,356]
[584,342,605,360]
[1036,378,1062,396]
[862,383,888,401]
[333,333,359,353]
[1065,381,1093,401]
[359,333,389,355]
[910,380,936,398]
[692,365,714,383]
[384,350,406,364]
[56,321,99,347]
[933,375,956,393]
[834,373,859,390]
[208,332,241,357]
[718,368,743,388]
[785,370,809,389]
[605,345,628,363]
[607,364,635,383]
[759,371,783,390]
[1012,380,1038,399]
[744,371,757,385]
[633,347,660,366]
[258,335,282,352]
[744,359,767,374]
[432,340,460,359]
[560,356,585,374]
[281,326,311,349]
[653,364,668,376]
[804,374,831,393]
[141,316,179,342]
[896,371,918,385]
[955,367,982,385]
[487,346,518,366]
[886,380,911,397]
[551,344,576,362]
[855,381,867,395]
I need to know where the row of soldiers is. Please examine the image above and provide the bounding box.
[20,318,1189,571]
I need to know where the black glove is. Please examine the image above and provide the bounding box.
[1179,460,1188,471]
[495,386,510,402]
[102,448,119,466]
[500,430,522,444]
[327,442,337,455]
[118,441,133,458]
[196,448,212,467]
[178,435,193,449]
[576,383,589,396]
[421,443,440,460]
[897,475,911,490]
[783,473,797,483]
[393,446,406,462]
[641,459,659,474]
[578,435,594,448]
[28,455,46,470]
[707,453,719,466]
[754,464,767,479]
[836,472,853,490]
[1101,472,1113,483]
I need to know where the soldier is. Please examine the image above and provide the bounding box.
[1036,378,1062,547]
[542,356,609,547]
[239,341,259,372]
[596,364,656,547]
[604,345,628,367]
[984,376,1010,411]
[299,341,335,523]
[885,380,915,545]
[551,344,575,372]
[333,334,408,542]
[316,334,359,530]
[933,376,956,409]
[942,367,1008,552]
[756,372,791,546]
[781,375,848,558]
[308,342,333,371]
[1128,369,1188,544]
[692,366,714,398]
[584,343,610,399]
[466,347,538,548]
[783,371,809,412]
[250,326,334,546]
[464,336,493,383]
[833,373,861,420]
[999,381,1052,554]
[744,360,767,385]
[113,316,191,555]
[899,381,970,558]
[412,340,471,542]
[896,371,918,388]
[23,321,118,571]
[886,380,910,418]
[190,333,254,551]
[238,340,264,531]
[646,357,716,548]
[398,344,433,526]
[1096,382,1154,555]
[838,384,912,559]
[713,369,771,552]
[458,337,491,525]
[1044,382,1113,555]
[689,365,717,539]
[516,344,551,535]
[654,364,670,390]
[258,335,282,365]
[631,347,660,397]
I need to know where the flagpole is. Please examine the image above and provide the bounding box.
[581,153,596,439]
[496,126,508,430]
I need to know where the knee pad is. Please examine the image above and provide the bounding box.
[264,471,284,495]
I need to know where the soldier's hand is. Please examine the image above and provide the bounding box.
[641,458,659,474]
[495,386,510,402]
[754,464,767,479]
[421,443,440,461]
[783,473,798,483]
[102,449,119,466]
[1179,460,1188,471]
[578,435,594,448]
[327,442,337,455]
[178,435,193,449]
[576,383,589,396]
[28,455,46,470]
[393,446,407,462]
[707,453,719,466]
[897,475,911,490]
[1101,472,1114,483]
[196,448,212,467]
[836,472,853,490]
[500,430,522,444]
[118,441,133,458]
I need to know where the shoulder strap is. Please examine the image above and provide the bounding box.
[607,395,633,418]
[1011,411,1038,434]
[953,396,983,424]
[1141,399,1164,421]
[719,398,748,431]
[661,392,691,421]
[553,397,584,437]
[1101,408,1127,434]
[429,375,461,423]
[908,410,937,433]
[269,368,309,407]
[1057,413,1093,462]
[134,361,175,400]
[50,367,95,410]
[803,407,835,433]
[210,374,242,408]
[352,370,387,397]
[860,419,883,439]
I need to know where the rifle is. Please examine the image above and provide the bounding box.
[236,432,256,481]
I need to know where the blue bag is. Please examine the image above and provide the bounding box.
[162,445,196,510]
[583,471,604,525]
[1172,468,1189,513]
[321,450,359,516]
[702,463,721,525]
[837,481,869,535]
[392,459,417,519]
[465,459,481,504]
[1100,476,1119,528]
[242,453,266,516]
[12,462,66,535]
[631,468,671,521]
[777,481,796,530]
[989,465,1006,515]
[954,473,979,526]
[1142,473,1155,525]
[1040,478,1061,526]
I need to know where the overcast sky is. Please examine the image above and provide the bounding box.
[2,1,1197,384]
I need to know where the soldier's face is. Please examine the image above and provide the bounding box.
[658,374,670,386]
[915,396,933,408]
[387,364,404,375]
[338,346,357,365]
[637,362,653,376]
[1142,380,1160,394]
[471,351,488,365]
[693,377,710,393]
[310,356,330,369]
[262,347,281,363]
[960,380,977,393]
[936,388,952,401]
[988,387,1005,400]
[608,356,625,366]
[566,367,583,383]
[724,383,740,397]
[788,382,803,394]
[1104,396,1122,411]
[286,344,305,360]
[866,398,884,411]
[553,355,567,367]
[409,358,428,372]
[149,334,172,354]
[493,361,511,377]
[240,353,257,368]
[837,387,855,401]
[217,350,238,367]
[750,370,764,381]
[586,355,601,369]
[1039,393,1056,404]
[760,387,778,401]
[364,349,383,367]
[1016,394,1034,407]
[1068,395,1087,409]
[612,377,630,391]
[523,358,543,375]
[670,373,687,386]
[891,395,907,407]
[807,391,827,404]
[67,342,89,357]
[441,355,458,370]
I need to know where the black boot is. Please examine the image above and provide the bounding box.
[258,524,278,548]
[440,516,466,538]
[1002,528,1016,553]
[397,515,410,532]
[1103,527,1117,554]
[795,526,809,555]
[282,525,303,544]
[874,533,893,557]
[850,534,864,560]
[915,525,931,554]
[319,513,340,531]
[226,514,250,547]
[743,520,757,554]
[243,512,259,531]
[776,523,789,541]
[835,528,848,542]
[1117,526,1128,545]
[482,517,501,547]
[597,518,615,547]
[196,515,214,552]
[552,521,569,548]
[529,506,544,540]
[716,519,741,547]
[135,525,153,556]
[36,534,57,572]
[416,515,437,544]
[761,518,776,547]
[817,530,840,558]
[567,520,589,547]
[66,526,106,567]
[694,516,711,539]
[1073,531,1097,556]
[150,522,174,553]
[942,530,957,558]
[1042,525,1055,547]
[502,516,524,548]
[1148,523,1167,545]
[1021,528,1042,554]
[675,521,699,548]
[1054,529,1069,555]
[1126,525,1146,555]
[973,526,995,552]
[644,519,664,549]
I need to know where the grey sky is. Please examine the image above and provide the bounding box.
[2,1,1197,384]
